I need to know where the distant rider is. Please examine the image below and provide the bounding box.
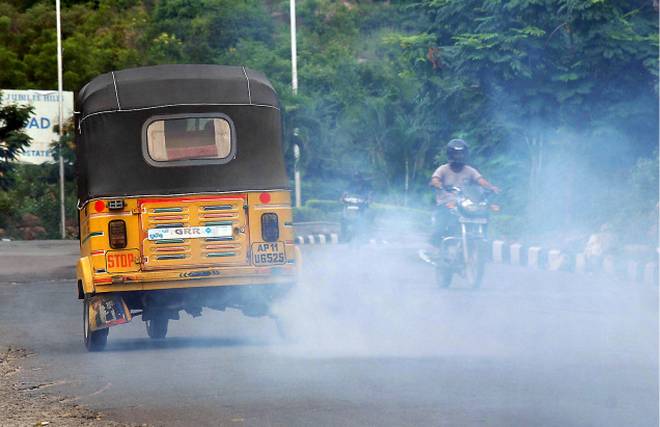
[429,139,500,243]
[344,171,373,202]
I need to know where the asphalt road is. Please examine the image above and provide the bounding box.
[0,241,657,426]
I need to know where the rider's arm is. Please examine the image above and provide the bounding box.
[429,176,443,190]
[429,165,445,189]
[477,177,500,194]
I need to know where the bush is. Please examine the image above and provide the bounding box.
[293,199,343,222]
[370,202,430,226]
[305,199,342,213]
[292,206,325,222]
[0,164,77,239]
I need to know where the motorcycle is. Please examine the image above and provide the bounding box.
[421,186,498,288]
[339,192,370,242]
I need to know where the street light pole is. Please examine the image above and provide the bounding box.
[56,0,65,239]
[293,141,301,209]
[290,0,301,208]
[290,0,298,96]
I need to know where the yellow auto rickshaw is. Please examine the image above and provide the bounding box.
[75,64,299,351]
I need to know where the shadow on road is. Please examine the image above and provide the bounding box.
[102,336,270,352]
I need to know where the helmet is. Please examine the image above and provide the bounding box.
[446,139,469,165]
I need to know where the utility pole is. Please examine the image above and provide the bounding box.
[290,0,298,96]
[293,134,301,209]
[290,0,301,208]
[56,0,66,239]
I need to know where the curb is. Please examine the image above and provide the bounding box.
[489,239,659,285]
[295,233,339,245]
[290,232,659,285]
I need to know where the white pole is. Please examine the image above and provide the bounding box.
[294,143,301,208]
[290,0,301,208]
[56,0,65,239]
[290,0,298,95]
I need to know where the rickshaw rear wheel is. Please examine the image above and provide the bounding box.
[83,298,108,352]
[146,317,169,339]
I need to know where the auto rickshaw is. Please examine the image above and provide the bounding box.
[75,64,299,351]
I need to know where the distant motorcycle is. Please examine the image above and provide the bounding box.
[421,186,498,288]
[340,192,370,242]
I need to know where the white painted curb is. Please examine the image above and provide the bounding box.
[292,227,659,285]
[527,247,542,269]
[488,240,658,285]
[492,240,505,263]
[627,260,640,282]
[643,262,658,285]
[295,233,340,245]
[547,249,563,271]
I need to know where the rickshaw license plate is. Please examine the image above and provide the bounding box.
[147,225,232,240]
[252,242,287,265]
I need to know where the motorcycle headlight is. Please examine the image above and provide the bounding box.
[460,199,479,212]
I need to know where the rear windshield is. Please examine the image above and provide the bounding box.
[144,115,234,165]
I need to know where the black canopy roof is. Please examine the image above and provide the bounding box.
[76,65,288,203]
[78,64,278,120]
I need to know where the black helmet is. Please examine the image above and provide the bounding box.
[446,139,469,165]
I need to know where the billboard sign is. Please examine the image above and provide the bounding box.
[1,89,74,164]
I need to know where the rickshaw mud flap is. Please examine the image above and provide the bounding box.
[87,294,132,331]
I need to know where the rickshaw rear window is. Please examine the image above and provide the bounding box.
[145,116,233,163]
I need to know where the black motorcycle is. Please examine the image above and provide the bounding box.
[421,186,498,288]
[339,192,370,242]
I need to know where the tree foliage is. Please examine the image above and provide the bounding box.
[0,91,32,190]
[0,0,657,241]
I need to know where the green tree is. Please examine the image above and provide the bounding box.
[0,0,147,91]
[145,0,274,64]
[0,91,33,189]
[416,0,658,233]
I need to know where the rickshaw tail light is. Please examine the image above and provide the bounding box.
[259,192,271,204]
[94,201,105,212]
[261,213,279,242]
[108,220,127,249]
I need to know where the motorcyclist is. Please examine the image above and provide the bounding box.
[340,172,373,242]
[429,139,500,244]
[344,172,372,202]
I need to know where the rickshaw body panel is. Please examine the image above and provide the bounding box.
[77,191,297,297]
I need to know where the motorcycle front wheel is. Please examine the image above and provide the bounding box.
[465,240,486,288]
[435,263,453,288]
